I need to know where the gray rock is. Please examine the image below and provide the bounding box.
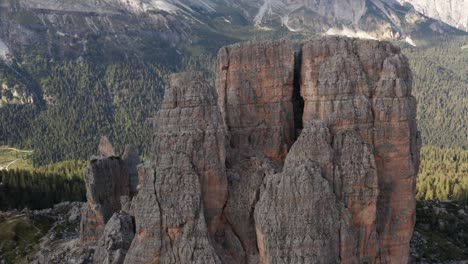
[93,212,135,264]
[98,136,115,157]
[80,157,130,244]
[75,37,420,264]
[124,72,230,264]
[122,145,140,195]
[254,123,341,263]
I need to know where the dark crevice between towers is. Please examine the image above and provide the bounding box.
[293,47,304,140]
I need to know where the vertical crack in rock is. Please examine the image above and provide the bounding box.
[122,144,140,196]
[298,37,420,263]
[217,39,295,264]
[293,47,304,140]
[254,122,341,263]
[82,37,420,264]
[215,39,295,162]
[152,167,164,256]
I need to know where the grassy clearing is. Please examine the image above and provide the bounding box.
[0,146,33,171]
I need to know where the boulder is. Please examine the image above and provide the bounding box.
[93,212,135,264]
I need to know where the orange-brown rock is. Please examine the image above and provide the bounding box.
[79,37,420,264]
[124,72,232,264]
[300,37,421,263]
[216,40,295,264]
[216,40,296,161]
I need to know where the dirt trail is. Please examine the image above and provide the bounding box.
[5,159,19,170]
[0,147,33,153]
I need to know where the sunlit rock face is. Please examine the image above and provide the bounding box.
[79,37,420,264]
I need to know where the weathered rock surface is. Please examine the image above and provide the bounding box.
[93,212,135,264]
[216,40,296,264]
[410,200,468,263]
[98,136,116,157]
[253,120,381,263]
[300,37,421,263]
[122,145,140,195]
[124,72,231,264]
[216,40,295,161]
[80,157,130,244]
[255,123,342,264]
[73,37,420,263]
[27,202,93,264]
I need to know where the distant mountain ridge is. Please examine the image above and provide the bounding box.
[396,0,468,31]
[0,0,466,166]
[0,0,465,64]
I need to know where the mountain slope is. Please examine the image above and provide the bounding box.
[396,0,468,31]
[0,0,466,166]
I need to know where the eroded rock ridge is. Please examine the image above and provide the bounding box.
[80,37,420,264]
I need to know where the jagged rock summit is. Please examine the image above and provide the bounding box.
[77,36,420,264]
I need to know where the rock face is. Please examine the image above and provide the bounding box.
[216,40,295,161]
[93,212,135,264]
[124,72,230,264]
[300,38,421,262]
[80,157,130,244]
[78,37,420,263]
[98,136,116,157]
[122,145,140,195]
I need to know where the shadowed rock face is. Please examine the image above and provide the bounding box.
[80,37,420,264]
[93,212,135,264]
[122,145,140,195]
[80,157,130,244]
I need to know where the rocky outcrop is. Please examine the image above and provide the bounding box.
[122,145,140,195]
[124,72,230,264]
[98,136,116,157]
[93,212,135,264]
[76,37,420,263]
[254,123,342,263]
[216,40,295,161]
[80,157,130,244]
[410,200,468,263]
[254,122,380,263]
[300,37,421,262]
[80,137,141,245]
[28,202,91,264]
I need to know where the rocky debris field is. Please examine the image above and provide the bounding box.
[0,202,84,264]
[410,200,468,263]
[1,200,467,263]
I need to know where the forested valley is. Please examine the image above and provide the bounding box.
[0,35,467,210]
[0,160,87,210]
